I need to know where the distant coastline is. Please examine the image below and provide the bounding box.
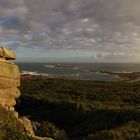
[21,70,140,82]
[19,63,140,81]
[98,71,140,81]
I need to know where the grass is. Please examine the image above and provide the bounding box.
[16,76,140,140]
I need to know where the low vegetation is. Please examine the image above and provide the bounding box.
[0,107,35,140]
[16,75,140,140]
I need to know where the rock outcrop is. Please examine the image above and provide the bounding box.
[0,47,53,140]
[0,51,20,118]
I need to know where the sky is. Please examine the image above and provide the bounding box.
[0,0,140,62]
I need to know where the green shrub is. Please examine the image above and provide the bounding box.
[87,130,117,140]
[17,77,140,140]
[36,121,60,139]
[86,121,140,140]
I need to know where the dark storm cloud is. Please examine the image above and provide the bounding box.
[0,0,140,61]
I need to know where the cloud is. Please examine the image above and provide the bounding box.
[0,0,140,62]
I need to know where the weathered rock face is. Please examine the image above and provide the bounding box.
[0,47,53,140]
[0,47,16,60]
[0,60,20,118]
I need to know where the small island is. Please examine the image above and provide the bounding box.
[54,64,76,69]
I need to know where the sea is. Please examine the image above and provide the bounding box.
[17,63,140,81]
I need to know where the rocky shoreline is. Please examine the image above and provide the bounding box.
[99,71,140,81]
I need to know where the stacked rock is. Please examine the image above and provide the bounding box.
[0,47,20,118]
[0,47,53,140]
